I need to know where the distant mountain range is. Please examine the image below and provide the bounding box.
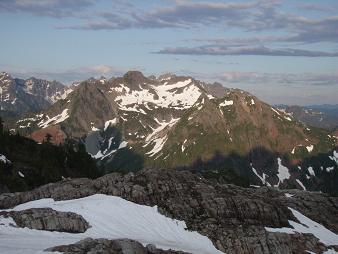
[1,71,337,195]
[276,104,338,130]
[0,72,72,116]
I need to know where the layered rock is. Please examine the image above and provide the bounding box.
[0,207,89,233]
[46,238,188,254]
[0,168,337,253]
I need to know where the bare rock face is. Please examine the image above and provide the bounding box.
[0,208,89,233]
[0,169,337,253]
[46,238,188,254]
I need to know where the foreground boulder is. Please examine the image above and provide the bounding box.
[0,208,89,233]
[0,168,337,253]
[46,238,188,254]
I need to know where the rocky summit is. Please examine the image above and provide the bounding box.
[0,72,71,116]
[0,168,337,253]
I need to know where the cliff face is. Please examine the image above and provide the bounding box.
[1,168,337,253]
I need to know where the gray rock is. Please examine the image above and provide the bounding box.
[1,168,338,253]
[46,238,188,254]
[0,208,89,233]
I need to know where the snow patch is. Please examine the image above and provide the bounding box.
[219,99,233,107]
[296,179,307,190]
[326,167,334,173]
[144,118,180,157]
[275,158,290,187]
[0,194,223,254]
[181,139,188,152]
[38,109,69,129]
[251,165,271,187]
[0,154,11,164]
[104,118,117,131]
[306,145,314,153]
[91,126,100,131]
[271,107,281,116]
[307,167,315,176]
[265,207,338,247]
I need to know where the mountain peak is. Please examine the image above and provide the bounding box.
[158,73,176,81]
[123,71,148,84]
[0,72,12,81]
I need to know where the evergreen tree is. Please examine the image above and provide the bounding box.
[44,133,52,143]
[0,116,3,136]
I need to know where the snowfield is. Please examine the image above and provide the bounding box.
[265,207,338,248]
[112,79,203,112]
[0,194,223,254]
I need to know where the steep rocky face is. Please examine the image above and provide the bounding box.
[0,72,71,115]
[0,208,89,233]
[200,82,229,98]
[47,238,188,254]
[0,168,337,253]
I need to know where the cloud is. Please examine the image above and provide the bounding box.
[214,70,338,105]
[297,3,336,13]
[217,71,338,86]
[63,0,262,30]
[156,45,338,57]
[0,0,98,18]
[9,65,129,84]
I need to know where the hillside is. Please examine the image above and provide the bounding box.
[0,118,102,193]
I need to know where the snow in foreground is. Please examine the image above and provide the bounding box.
[0,194,223,254]
[265,207,338,253]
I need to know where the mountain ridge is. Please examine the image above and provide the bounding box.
[2,70,338,195]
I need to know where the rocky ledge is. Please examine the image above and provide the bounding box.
[46,238,188,254]
[0,168,337,253]
[0,207,89,233]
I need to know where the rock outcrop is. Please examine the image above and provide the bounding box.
[0,208,89,233]
[0,168,337,253]
[46,238,188,254]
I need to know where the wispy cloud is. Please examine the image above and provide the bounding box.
[156,45,338,57]
[215,70,338,105]
[8,65,129,84]
[0,0,99,18]
[217,71,338,86]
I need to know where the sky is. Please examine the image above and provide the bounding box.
[0,0,338,105]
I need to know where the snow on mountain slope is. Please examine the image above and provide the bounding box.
[275,158,291,187]
[10,71,338,194]
[110,77,202,112]
[0,154,11,164]
[0,194,223,254]
[265,207,338,248]
[0,72,69,114]
[37,109,69,129]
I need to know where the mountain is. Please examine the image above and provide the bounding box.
[307,104,338,117]
[0,168,337,253]
[0,72,72,116]
[277,104,338,130]
[11,71,338,194]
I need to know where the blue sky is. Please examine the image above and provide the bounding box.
[0,0,338,105]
